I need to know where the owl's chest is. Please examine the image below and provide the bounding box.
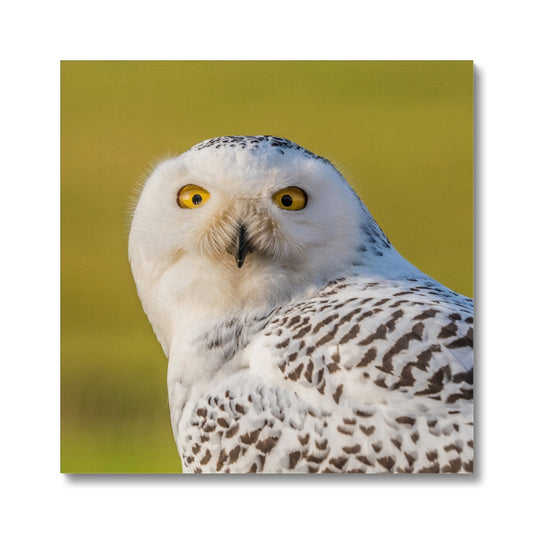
[166,312,275,430]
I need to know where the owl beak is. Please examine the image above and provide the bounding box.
[235,223,250,268]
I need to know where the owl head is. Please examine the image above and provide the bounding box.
[129,136,373,333]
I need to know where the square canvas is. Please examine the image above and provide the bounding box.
[61,60,473,473]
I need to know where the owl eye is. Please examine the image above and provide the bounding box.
[177,184,211,209]
[272,187,308,211]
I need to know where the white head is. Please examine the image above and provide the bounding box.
[129,136,397,351]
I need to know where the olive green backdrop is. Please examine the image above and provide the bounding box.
[61,61,473,473]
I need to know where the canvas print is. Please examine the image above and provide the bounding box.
[61,61,473,473]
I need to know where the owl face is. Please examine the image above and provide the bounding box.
[130,140,360,284]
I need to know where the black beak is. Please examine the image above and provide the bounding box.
[235,223,250,268]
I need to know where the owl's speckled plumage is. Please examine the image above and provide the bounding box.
[129,135,473,473]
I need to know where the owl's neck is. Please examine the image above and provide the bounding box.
[133,250,344,359]
[350,198,423,278]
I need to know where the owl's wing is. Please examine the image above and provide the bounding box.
[263,274,473,409]
[178,275,473,473]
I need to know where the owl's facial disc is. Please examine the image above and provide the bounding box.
[176,181,311,269]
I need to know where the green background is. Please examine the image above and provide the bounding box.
[61,61,473,473]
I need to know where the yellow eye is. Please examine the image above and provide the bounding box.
[177,184,211,209]
[272,187,308,211]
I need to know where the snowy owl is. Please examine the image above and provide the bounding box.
[129,135,473,474]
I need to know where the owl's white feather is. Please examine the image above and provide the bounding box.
[129,136,473,473]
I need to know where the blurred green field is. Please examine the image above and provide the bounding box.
[61,61,473,473]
